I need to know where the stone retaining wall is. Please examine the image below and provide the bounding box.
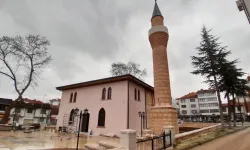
[0,124,13,131]
[175,124,221,142]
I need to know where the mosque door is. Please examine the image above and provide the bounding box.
[81,113,90,132]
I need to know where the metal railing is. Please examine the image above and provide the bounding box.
[136,131,172,150]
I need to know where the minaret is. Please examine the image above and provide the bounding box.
[149,1,179,134]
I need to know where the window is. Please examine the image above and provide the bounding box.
[191,104,196,108]
[107,87,112,99]
[102,88,106,100]
[200,104,208,107]
[73,92,77,103]
[210,109,219,113]
[69,109,75,125]
[200,110,209,113]
[98,108,105,127]
[191,110,197,114]
[27,108,33,113]
[198,98,205,102]
[41,109,46,114]
[134,88,137,100]
[15,108,21,113]
[190,99,195,102]
[40,118,44,122]
[70,93,73,103]
[182,110,187,115]
[138,90,140,101]
[208,103,218,107]
[208,98,217,101]
[181,100,185,103]
[181,105,186,108]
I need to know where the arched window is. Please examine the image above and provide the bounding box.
[69,109,75,125]
[98,108,105,127]
[70,93,73,103]
[107,87,112,99]
[138,90,140,101]
[134,88,137,100]
[73,92,77,103]
[102,88,106,100]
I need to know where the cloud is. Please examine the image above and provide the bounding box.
[0,0,249,103]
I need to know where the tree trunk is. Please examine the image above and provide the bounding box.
[0,98,22,124]
[237,97,242,120]
[213,75,224,129]
[232,93,236,127]
[1,106,12,124]
[226,95,232,129]
[244,97,248,114]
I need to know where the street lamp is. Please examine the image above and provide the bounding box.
[76,110,82,150]
[76,108,88,150]
[138,111,145,137]
[84,108,88,114]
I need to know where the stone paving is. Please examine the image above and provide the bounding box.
[0,130,119,150]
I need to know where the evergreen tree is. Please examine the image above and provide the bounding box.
[191,26,231,128]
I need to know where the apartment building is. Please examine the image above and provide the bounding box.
[9,98,50,126]
[177,89,220,122]
[222,101,245,119]
[49,98,60,125]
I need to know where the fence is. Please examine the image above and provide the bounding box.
[136,131,172,150]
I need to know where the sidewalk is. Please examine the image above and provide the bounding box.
[190,127,250,150]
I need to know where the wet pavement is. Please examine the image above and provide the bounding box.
[0,131,119,150]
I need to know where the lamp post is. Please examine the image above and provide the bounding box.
[76,108,88,150]
[138,111,145,137]
[76,110,82,150]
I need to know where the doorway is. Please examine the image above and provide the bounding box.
[81,113,90,132]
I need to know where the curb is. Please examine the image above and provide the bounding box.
[175,126,249,150]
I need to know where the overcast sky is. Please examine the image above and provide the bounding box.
[0,0,249,103]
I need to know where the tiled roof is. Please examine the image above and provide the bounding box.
[177,92,197,100]
[197,89,216,94]
[49,98,61,102]
[56,74,154,91]
[23,98,49,105]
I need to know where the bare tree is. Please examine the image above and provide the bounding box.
[110,61,147,80]
[0,35,51,124]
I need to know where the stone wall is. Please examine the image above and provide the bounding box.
[179,122,218,129]
[150,107,178,134]
[175,124,221,142]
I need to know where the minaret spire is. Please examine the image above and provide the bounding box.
[152,0,163,18]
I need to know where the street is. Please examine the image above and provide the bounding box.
[190,127,250,150]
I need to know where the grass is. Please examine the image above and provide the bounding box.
[174,126,248,150]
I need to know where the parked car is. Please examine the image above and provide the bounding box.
[28,123,40,129]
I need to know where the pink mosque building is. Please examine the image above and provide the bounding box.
[56,75,154,136]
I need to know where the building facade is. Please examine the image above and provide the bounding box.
[8,99,50,126]
[56,75,154,136]
[0,98,12,122]
[222,102,245,120]
[177,89,220,122]
[49,98,61,125]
